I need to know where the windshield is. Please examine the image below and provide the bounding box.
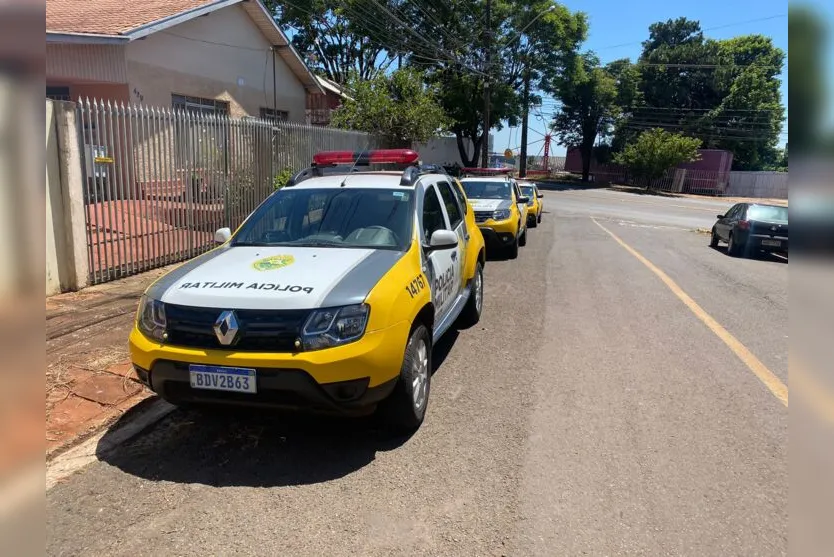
[747,205,788,223]
[461,180,512,200]
[520,186,535,197]
[232,188,414,251]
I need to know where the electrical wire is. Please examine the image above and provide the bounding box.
[596,14,788,51]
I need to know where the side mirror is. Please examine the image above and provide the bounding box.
[518,196,529,204]
[537,192,544,198]
[214,227,231,244]
[426,229,458,252]
[716,214,725,219]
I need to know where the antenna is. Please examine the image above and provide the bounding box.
[341,142,371,187]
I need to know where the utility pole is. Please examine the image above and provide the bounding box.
[481,0,491,168]
[519,61,530,177]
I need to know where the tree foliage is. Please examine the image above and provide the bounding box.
[614,128,702,185]
[550,53,632,181]
[330,68,448,147]
[399,0,587,165]
[613,17,786,170]
[267,0,403,84]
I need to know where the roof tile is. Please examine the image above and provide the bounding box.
[47,0,220,35]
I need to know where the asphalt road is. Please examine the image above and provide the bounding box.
[46,188,787,556]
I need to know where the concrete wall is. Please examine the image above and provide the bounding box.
[45,100,89,295]
[726,171,788,199]
[125,4,306,121]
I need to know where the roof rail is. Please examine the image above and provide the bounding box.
[399,164,451,186]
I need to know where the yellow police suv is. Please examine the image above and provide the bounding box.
[459,170,530,258]
[518,181,544,228]
[130,149,486,431]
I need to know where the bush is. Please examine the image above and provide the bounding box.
[273,167,293,190]
[614,128,702,187]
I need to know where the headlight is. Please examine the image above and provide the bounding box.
[493,208,511,221]
[301,304,369,351]
[137,295,167,342]
[527,199,535,206]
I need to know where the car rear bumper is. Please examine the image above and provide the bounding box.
[747,233,789,252]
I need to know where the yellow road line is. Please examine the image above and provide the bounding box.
[592,217,788,407]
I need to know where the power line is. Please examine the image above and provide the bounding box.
[596,14,787,51]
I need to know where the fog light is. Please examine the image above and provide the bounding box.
[322,378,370,402]
[133,365,151,387]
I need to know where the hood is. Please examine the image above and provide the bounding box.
[146,245,404,310]
[468,199,513,212]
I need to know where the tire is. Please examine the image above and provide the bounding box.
[727,233,744,257]
[537,213,542,224]
[507,236,519,259]
[519,228,527,247]
[709,228,719,248]
[457,262,483,328]
[377,324,431,432]
[528,216,538,228]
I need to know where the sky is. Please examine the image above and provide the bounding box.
[492,0,792,159]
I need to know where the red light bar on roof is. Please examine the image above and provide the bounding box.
[313,149,420,166]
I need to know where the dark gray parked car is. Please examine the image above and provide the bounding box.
[710,203,788,257]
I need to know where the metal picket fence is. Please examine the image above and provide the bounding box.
[76,98,379,285]
[590,165,730,195]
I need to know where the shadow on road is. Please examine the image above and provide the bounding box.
[95,332,462,488]
[710,245,788,264]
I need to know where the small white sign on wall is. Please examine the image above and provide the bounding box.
[237,77,245,87]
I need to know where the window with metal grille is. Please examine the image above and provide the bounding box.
[260,107,289,123]
[171,94,230,172]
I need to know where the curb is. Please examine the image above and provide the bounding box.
[46,398,176,491]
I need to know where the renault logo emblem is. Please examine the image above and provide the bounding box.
[214,310,239,345]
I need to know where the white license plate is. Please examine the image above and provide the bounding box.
[762,239,781,247]
[189,364,257,394]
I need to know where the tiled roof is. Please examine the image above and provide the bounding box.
[47,0,220,35]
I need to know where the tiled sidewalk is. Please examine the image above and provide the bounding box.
[46,265,178,458]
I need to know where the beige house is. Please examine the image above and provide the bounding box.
[46,0,325,122]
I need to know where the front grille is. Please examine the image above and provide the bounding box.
[164,304,309,352]
[475,210,492,223]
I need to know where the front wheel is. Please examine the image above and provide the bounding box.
[457,262,483,328]
[519,228,527,247]
[377,324,431,432]
[709,228,719,248]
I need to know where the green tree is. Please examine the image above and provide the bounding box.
[266,0,404,84]
[400,0,587,166]
[330,68,449,147]
[614,128,702,187]
[616,18,785,170]
[549,53,619,182]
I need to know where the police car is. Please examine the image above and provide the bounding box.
[130,149,486,431]
[459,169,529,258]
